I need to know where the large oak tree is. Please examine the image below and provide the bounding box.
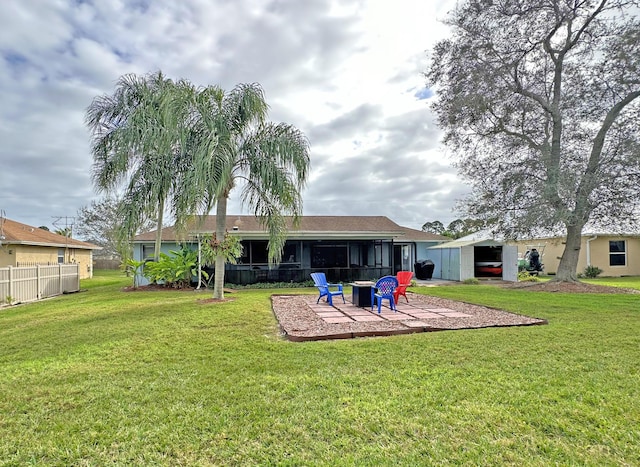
[428,0,640,281]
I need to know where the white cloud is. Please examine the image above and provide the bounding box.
[0,0,467,232]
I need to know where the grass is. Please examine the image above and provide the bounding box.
[1,271,639,465]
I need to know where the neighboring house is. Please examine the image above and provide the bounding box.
[425,230,519,282]
[132,215,450,285]
[512,233,640,277]
[0,217,101,279]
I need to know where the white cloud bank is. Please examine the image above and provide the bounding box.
[0,0,467,232]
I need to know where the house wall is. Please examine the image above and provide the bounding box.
[513,236,640,276]
[422,248,444,279]
[585,236,640,276]
[133,241,184,262]
[133,241,189,286]
[414,241,446,273]
[415,242,435,262]
[134,238,402,285]
[0,247,17,267]
[1,245,94,279]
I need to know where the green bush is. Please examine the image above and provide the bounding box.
[518,271,540,282]
[583,265,603,278]
[463,277,480,285]
[143,247,206,288]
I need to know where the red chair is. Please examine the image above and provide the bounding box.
[394,271,413,304]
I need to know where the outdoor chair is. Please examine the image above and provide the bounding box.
[371,275,399,313]
[310,272,345,306]
[394,271,413,304]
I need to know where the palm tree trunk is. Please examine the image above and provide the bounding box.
[154,198,164,262]
[212,195,228,299]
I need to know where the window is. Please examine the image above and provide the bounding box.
[57,249,64,264]
[238,240,271,265]
[142,244,155,260]
[250,241,269,264]
[239,241,250,264]
[609,240,626,266]
[282,242,298,263]
[311,244,347,268]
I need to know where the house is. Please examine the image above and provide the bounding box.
[132,215,450,285]
[0,217,101,279]
[424,230,519,282]
[512,233,640,277]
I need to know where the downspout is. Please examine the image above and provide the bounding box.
[586,235,598,266]
[412,242,418,273]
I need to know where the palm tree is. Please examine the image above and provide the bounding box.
[85,71,198,260]
[87,75,309,297]
[192,83,310,299]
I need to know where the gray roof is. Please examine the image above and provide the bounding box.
[133,215,450,242]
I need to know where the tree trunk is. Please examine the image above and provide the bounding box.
[154,198,164,262]
[212,195,228,300]
[554,223,584,282]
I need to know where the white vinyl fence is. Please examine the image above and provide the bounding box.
[0,264,80,305]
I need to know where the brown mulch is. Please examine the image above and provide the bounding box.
[122,284,237,294]
[271,292,548,341]
[122,284,199,292]
[501,281,640,294]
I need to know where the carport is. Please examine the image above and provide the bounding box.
[422,232,518,282]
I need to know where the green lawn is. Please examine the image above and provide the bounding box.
[1,271,639,465]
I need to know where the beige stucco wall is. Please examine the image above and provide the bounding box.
[0,247,17,267]
[0,245,94,279]
[513,236,640,277]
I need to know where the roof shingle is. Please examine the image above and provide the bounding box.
[0,218,101,250]
[133,215,449,242]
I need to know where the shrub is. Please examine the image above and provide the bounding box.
[583,265,603,278]
[463,278,480,285]
[518,271,540,282]
[143,247,206,288]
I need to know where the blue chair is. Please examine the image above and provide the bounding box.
[371,276,399,313]
[310,272,345,306]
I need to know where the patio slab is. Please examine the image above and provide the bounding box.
[271,292,548,342]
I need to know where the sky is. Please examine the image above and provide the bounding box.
[0,0,468,235]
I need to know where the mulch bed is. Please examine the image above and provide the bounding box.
[502,281,640,293]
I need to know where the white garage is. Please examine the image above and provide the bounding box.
[422,231,518,282]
